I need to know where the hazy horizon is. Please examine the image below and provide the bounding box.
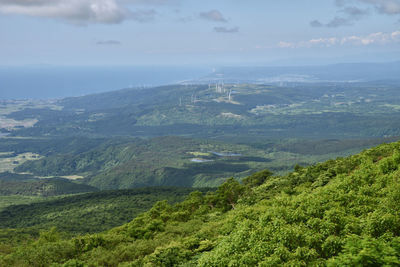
[0,65,210,99]
[1,60,399,99]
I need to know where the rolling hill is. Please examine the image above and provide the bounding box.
[7,81,400,139]
[12,135,390,190]
[0,187,208,234]
[2,140,400,266]
[0,172,97,196]
[2,80,400,194]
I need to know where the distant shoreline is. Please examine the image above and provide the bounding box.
[0,66,210,100]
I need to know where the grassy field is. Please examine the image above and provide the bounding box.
[0,152,41,173]
[0,99,61,132]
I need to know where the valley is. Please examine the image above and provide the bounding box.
[1,82,399,191]
[1,80,400,266]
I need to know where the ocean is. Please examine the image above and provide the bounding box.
[0,65,210,99]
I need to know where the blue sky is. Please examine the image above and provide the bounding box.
[0,0,399,66]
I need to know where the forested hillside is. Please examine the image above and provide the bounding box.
[0,173,97,196]
[12,136,276,189]
[2,140,400,266]
[7,135,393,191]
[0,187,207,234]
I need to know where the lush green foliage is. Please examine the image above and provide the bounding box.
[0,187,206,234]
[0,195,46,211]
[2,141,400,266]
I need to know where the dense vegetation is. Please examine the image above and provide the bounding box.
[11,136,273,189]
[2,140,400,266]
[0,187,206,234]
[8,82,400,139]
[2,82,400,193]
[0,173,97,196]
[3,135,390,190]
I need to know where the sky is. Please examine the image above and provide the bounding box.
[0,0,399,66]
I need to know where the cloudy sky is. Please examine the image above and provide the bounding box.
[1,0,399,66]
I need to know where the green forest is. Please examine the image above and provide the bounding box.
[1,140,400,266]
[0,135,393,191]
[0,187,208,235]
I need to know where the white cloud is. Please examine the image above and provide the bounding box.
[337,0,400,15]
[118,0,180,5]
[277,41,296,48]
[341,31,394,45]
[0,0,160,24]
[199,10,227,22]
[359,0,400,15]
[310,6,369,28]
[309,37,339,46]
[392,30,400,37]
[0,0,127,24]
[278,30,400,48]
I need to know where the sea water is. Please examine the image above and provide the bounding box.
[0,65,210,99]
